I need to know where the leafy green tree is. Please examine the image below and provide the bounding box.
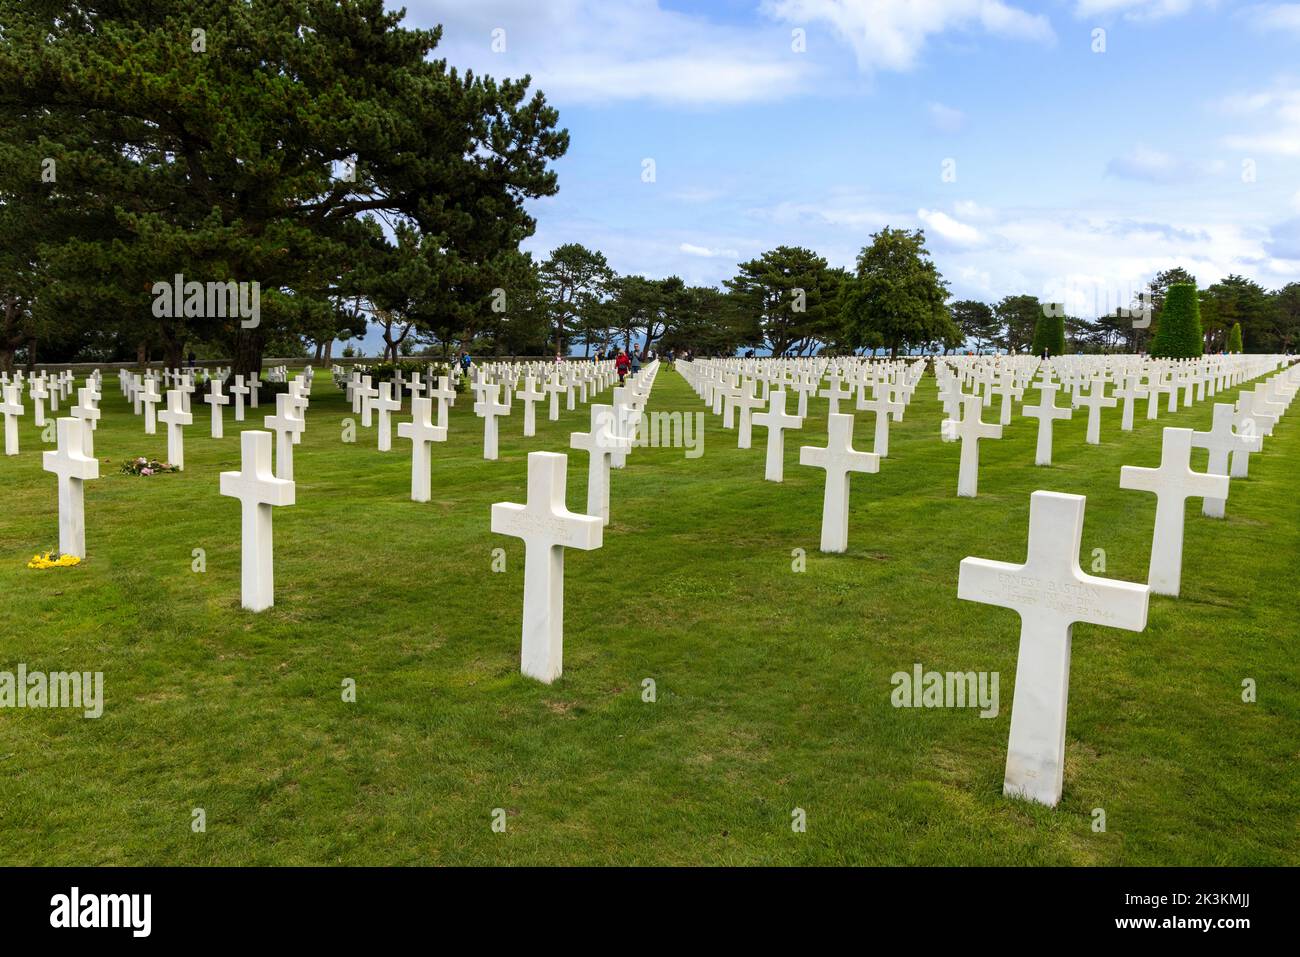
[0,0,568,374]
[726,246,842,355]
[1270,283,1300,353]
[1202,275,1272,352]
[1149,283,1203,358]
[539,243,613,354]
[951,299,998,353]
[1225,322,1243,353]
[993,295,1041,353]
[840,228,950,358]
[658,286,750,356]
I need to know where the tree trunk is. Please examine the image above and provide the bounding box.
[230,325,267,378]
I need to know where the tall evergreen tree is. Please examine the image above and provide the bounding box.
[1149,283,1203,358]
[726,246,842,355]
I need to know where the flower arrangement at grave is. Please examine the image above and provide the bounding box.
[27,552,82,569]
[120,456,181,477]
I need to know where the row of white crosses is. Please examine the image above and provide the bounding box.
[956,360,1298,808]
[29,364,310,615]
[491,361,659,683]
[679,357,926,553]
[335,359,619,491]
[932,353,1286,491]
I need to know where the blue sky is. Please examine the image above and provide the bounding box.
[352,0,1300,349]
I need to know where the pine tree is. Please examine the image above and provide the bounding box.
[1150,283,1204,358]
[0,0,568,374]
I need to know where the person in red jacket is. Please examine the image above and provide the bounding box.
[615,348,631,383]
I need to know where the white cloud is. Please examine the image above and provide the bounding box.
[760,198,895,230]
[679,242,740,258]
[953,199,997,221]
[1074,0,1206,20]
[918,208,984,244]
[747,195,1289,314]
[1242,3,1300,32]
[1216,81,1300,156]
[406,0,814,105]
[760,0,1054,72]
[928,101,966,133]
[668,188,726,204]
[1104,144,1224,182]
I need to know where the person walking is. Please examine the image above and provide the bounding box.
[615,348,631,384]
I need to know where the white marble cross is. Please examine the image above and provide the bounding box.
[429,376,456,431]
[396,396,447,502]
[941,393,1002,497]
[544,375,565,421]
[142,379,161,435]
[517,376,546,438]
[799,412,879,553]
[856,389,902,458]
[263,393,304,480]
[220,430,295,612]
[1022,383,1072,466]
[405,372,425,407]
[570,403,632,524]
[70,388,101,457]
[491,451,603,683]
[958,490,1149,807]
[157,389,193,469]
[734,380,765,449]
[205,378,230,438]
[229,375,249,421]
[42,418,99,558]
[475,383,510,460]
[1113,375,1148,432]
[374,382,402,452]
[29,377,48,428]
[1192,403,1261,519]
[1146,375,1173,419]
[1120,427,1229,596]
[752,389,803,482]
[820,377,853,417]
[0,383,23,456]
[990,375,1021,426]
[1229,406,1262,478]
[355,376,379,427]
[1075,378,1117,446]
[177,373,196,414]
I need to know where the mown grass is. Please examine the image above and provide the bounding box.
[0,362,1295,865]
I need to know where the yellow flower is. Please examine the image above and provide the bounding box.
[26,551,81,569]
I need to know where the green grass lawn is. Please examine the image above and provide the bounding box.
[0,363,1295,865]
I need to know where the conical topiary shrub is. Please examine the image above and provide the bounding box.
[1151,283,1203,358]
[1226,322,1243,354]
[1031,309,1066,355]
